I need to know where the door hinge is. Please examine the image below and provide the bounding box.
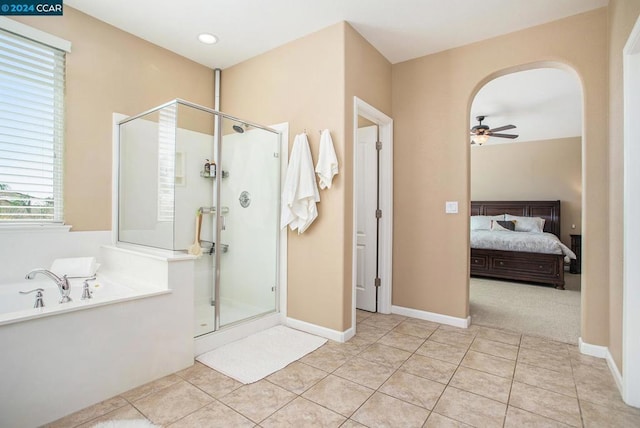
[375,209,382,219]
[376,141,382,150]
[374,277,381,287]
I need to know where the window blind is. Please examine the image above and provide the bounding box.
[0,28,65,222]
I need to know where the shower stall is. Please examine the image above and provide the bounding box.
[117,99,281,337]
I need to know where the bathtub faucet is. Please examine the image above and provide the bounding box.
[25,268,72,303]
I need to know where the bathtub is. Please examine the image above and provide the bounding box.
[0,275,154,326]
[0,245,195,428]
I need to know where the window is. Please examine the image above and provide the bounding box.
[157,104,176,222]
[0,23,67,223]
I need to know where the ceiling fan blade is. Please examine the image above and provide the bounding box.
[488,124,516,133]
[489,125,516,132]
[491,133,519,139]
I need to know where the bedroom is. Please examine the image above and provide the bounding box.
[468,67,583,343]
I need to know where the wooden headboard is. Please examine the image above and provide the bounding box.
[471,200,561,238]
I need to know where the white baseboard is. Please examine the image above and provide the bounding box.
[579,337,608,358]
[391,305,471,328]
[578,337,624,397]
[286,317,354,343]
[606,349,624,394]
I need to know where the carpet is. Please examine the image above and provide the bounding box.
[469,274,581,344]
[196,325,327,384]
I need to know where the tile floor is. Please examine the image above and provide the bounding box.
[47,311,640,427]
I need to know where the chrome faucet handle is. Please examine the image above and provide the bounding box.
[19,288,44,295]
[19,288,45,308]
[81,278,95,300]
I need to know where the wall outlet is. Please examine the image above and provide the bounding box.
[445,201,458,214]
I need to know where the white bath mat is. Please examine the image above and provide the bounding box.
[196,325,327,384]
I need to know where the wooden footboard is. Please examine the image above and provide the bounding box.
[470,248,565,289]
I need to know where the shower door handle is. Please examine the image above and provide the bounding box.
[221,215,226,231]
[206,242,229,254]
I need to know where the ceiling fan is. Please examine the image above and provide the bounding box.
[470,115,518,145]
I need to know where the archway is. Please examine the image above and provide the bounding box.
[467,63,584,343]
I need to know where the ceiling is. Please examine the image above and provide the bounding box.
[65,1,596,143]
[471,68,583,145]
[65,0,607,69]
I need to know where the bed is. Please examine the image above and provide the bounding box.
[470,200,575,289]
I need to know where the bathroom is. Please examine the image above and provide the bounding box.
[0,7,379,422]
[4,1,640,426]
[0,32,289,428]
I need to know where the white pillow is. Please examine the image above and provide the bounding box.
[504,214,545,233]
[471,215,504,231]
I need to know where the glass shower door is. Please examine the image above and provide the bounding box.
[216,117,281,327]
[172,102,217,337]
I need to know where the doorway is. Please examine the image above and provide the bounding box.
[352,97,393,327]
[468,67,583,344]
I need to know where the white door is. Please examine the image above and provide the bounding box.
[356,125,378,312]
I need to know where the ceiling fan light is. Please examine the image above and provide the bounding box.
[472,134,489,145]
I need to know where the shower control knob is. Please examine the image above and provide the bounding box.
[239,191,251,208]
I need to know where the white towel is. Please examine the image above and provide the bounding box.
[315,129,339,189]
[50,257,99,278]
[280,133,320,234]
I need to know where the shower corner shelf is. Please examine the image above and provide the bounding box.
[200,170,229,179]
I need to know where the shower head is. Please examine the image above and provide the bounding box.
[232,124,245,133]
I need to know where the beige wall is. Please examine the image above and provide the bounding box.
[11,8,214,231]
[608,0,640,372]
[222,22,390,332]
[471,137,582,245]
[392,9,609,345]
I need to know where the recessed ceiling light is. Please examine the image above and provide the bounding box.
[198,33,218,44]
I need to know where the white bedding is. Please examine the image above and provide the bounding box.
[471,230,577,262]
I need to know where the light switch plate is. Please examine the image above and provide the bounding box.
[445,201,458,214]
